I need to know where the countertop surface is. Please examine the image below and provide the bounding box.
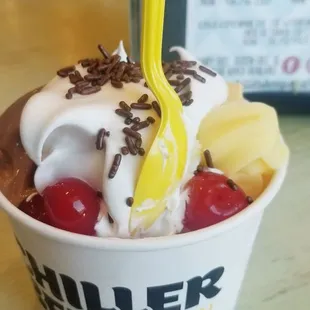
[0,1,309,309]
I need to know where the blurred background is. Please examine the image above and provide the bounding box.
[0,0,130,113]
[0,1,309,310]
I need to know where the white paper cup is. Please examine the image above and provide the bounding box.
[0,163,287,310]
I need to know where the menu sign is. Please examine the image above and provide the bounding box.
[129,0,310,95]
[185,0,310,93]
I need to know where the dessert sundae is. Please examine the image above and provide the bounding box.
[0,42,289,238]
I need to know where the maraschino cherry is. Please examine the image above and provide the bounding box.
[19,178,101,235]
[183,171,250,232]
[42,178,101,235]
[19,193,50,225]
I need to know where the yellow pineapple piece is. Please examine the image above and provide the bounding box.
[241,159,273,176]
[232,171,264,200]
[198,88,289,199]
[198,102,278,176]
[262,135,289,170]
[239,159,274,195]
[226,83,245,102]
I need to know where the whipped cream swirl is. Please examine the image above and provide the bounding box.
[20,43,228,238]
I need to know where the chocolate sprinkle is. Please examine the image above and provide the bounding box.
[97,74,110,86]
[246,196,254,204]
[115,62,126,80]
[78,58,89,64]
[131,77,141,83]
[183,99,194,106]
[131,103,152,110]
[65,92,73,99]
[106,55,121,73]
[75,70,82,79]
[147,116,155,124]
[98,44,110,59]
[121,146,129,155]
[165,70,174,79]
[138,94,148,103]
[85,74,101,81]
[138,148,145,156]
[227,179,238,191]
[199,65,217,77]
[119,101,131,111]
[179,91,192,102]
[61,45,215,104]
[97,64,109,72]
[193,73,206,83]
[152,101,161,117]
[57,65,75,77]
[169,80,181,86]
[111,80,123,88]
[174,77,191,93]
[182,69,196,76]
[81,59,92,68]
[115,109,133,118]
[80,85,101,95]
[188,61,197,66]
[76,80,90,89]
[123,127,141,139]
[132,117,141,124]
[122,74,130,83]
[87,62,98,73]
[196,165,204,173]
[126,197,134,207]
[131,120,149,131]
[126,56,133,64]
[130,68,141,76]
[124,118,133,125]
[108,154,122,179]
[125,136,138,155]
[181,60,196,67]
[96,128,106,150]
[172,67,182,74]
[135,138,142,148]
[204,149,214,168]
[68,87,77,95]
[69,73,83,84]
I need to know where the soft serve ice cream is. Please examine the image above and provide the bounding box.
[0,42,289,238]
[18,42,228,237]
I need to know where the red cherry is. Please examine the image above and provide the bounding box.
[19,194,51,225]
[183,171,249,232]
[42,178,100,235]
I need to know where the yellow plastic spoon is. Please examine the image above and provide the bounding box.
[129,0,188,234]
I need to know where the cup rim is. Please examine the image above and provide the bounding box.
[0,160,288,251]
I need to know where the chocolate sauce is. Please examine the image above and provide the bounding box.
[0,89,38,205]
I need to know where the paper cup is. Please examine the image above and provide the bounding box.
[0,163,287,310]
